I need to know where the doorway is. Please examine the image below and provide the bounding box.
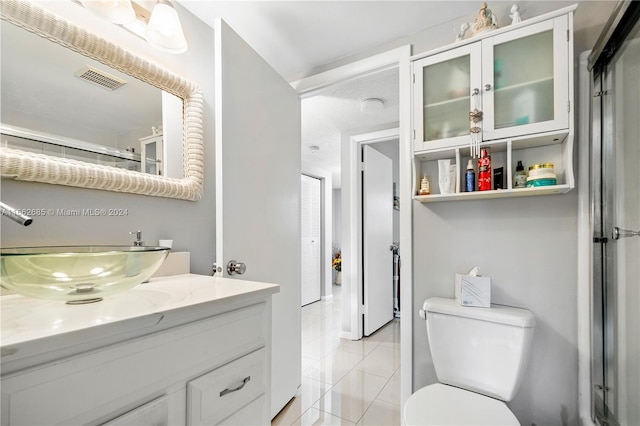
[301,174,322,306]
[294,45,413,405]
[362,140,399,336]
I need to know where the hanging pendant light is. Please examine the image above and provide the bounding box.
[80,0,136,25]
[145,0,188,54]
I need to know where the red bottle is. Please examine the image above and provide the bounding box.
[478,148,492,191]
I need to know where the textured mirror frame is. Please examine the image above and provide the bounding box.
[0,0,204,201]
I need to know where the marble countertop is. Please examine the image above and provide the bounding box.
[1,274,279,372]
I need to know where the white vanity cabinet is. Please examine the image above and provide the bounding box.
[412,5,576,201]
[0,275,278,426]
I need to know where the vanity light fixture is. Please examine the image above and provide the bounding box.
[78,0,188,54]
[145,0,188,54]
[80,0,136,25]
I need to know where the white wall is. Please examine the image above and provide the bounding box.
[289,1,616,82]
[412,194,579,425]
[0,1,217,274]
[332,188,342,251]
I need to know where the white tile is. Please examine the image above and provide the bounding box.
[303,348,364,385]
[272,378,333,425]
[354,344,400,379]
[282,284,401,426]
[313,370,388,423]
[356,399,401,426]
[302,321,330,345]
[302,312,325,328]
[365,319,400,343]
[302,356,318,372]
[293,407,356,426]
[376,370,401,407]
[339,338,380,358]
[380,323,400,344]
[303,333,346,361]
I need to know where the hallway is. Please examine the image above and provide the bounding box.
[272,285,401,425]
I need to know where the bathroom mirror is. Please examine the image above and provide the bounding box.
[0,0,203,200]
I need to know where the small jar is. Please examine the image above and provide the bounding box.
[528,163,555,179]
[526,163,556,187]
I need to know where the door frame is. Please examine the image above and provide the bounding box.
[301,166,334,303]
[292,45,413,407]
[576,51,594,425]
[355,132,398,338]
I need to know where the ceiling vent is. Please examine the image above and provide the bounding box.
[74,66,127,91]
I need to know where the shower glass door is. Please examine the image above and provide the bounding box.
[592,9,640,426]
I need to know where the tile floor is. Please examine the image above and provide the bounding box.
[272,285,401,426]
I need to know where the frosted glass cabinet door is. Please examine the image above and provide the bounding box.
[482,17,570,140]
[414,43,482,151]
[141,136,164,176]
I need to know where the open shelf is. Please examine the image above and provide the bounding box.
[413,130,573,202]
[415,184,572,203]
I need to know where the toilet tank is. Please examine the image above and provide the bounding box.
[422,297,536,402]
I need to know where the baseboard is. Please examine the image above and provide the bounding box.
[321,294,333,302]
[339,330,354,340]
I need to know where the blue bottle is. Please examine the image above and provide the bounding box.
[465,159,475,192]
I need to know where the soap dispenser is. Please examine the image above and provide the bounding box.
[514,161,527,188]
[418,174,430,195]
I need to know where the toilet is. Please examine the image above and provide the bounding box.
[404,297,536,425]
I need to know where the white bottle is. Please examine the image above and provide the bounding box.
[438,159,453,194]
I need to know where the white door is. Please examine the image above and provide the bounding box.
[301,175,321,306]
[214,19,301,419]
[363,145,394,336]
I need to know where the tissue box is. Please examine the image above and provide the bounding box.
[455,273,491,307]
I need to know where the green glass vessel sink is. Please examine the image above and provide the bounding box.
[0,246,170,304]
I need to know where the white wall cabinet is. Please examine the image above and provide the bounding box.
[0,276,276,426]
[139,133,164,176]
[412,6,575,202]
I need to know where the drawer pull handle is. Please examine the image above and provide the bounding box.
[220,376,251,397]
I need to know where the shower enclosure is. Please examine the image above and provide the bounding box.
[589,2,640,425]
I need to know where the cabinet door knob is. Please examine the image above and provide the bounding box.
[484,84,492,91]
[472,88,480,96]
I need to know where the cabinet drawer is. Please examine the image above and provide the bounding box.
[187,349,266,426]
[218,395,266,426]
[101,395,169,426]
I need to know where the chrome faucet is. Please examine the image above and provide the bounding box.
[130,230,144,246]
[0,201,33,226]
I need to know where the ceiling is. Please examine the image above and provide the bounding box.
[179,1,615,188]
[1,18,162,148]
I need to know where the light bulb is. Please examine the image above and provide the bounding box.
[145,0,188,54]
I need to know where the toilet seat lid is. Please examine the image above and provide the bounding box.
[404,384,520,426]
